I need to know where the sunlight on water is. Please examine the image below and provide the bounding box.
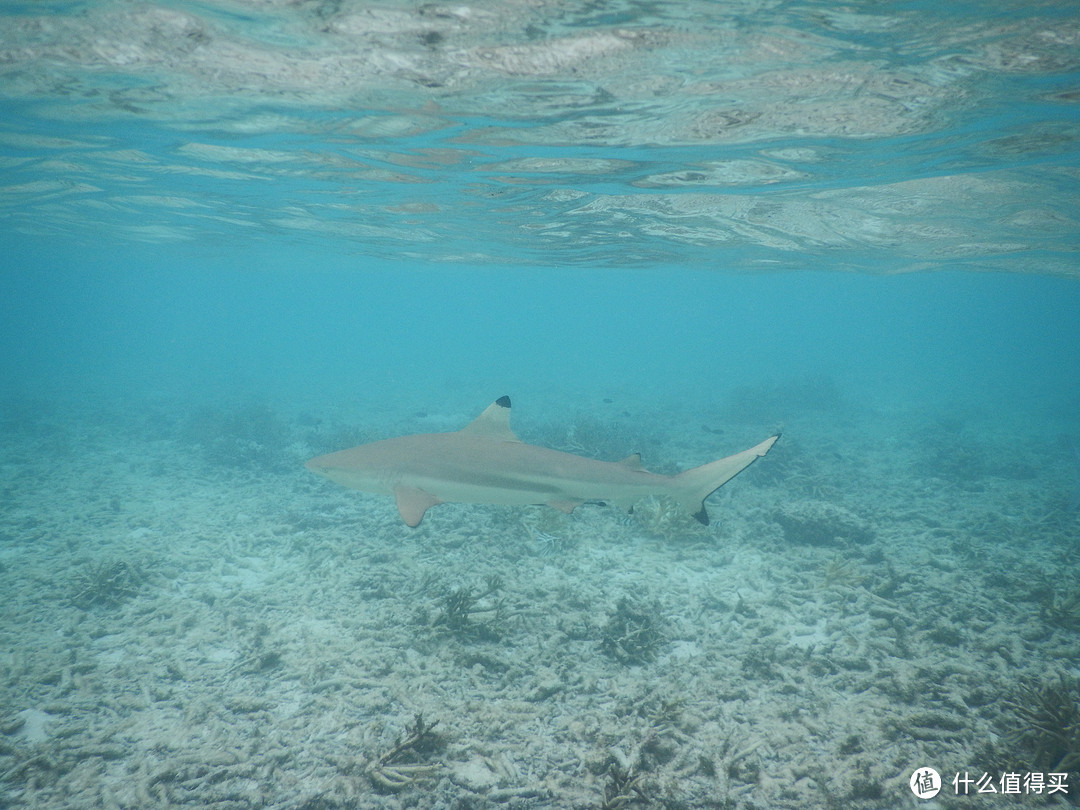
[1,0,1077,273]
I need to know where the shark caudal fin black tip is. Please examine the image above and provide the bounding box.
[674,435,779,524]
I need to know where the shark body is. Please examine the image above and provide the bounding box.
[305,396,778,527]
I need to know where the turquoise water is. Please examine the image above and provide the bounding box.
[2,0,1080,808]
[2,0,1078,415]
[3,251,1079,418]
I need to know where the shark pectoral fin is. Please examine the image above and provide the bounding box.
[394,486,442,527]
[547,499,583,514]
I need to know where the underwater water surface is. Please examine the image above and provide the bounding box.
[2,0,1080,808]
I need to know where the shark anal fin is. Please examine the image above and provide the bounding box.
[394,486,441,527]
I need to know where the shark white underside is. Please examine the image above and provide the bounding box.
[306,396,778,527]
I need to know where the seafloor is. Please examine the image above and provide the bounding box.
[1,384,1078,810]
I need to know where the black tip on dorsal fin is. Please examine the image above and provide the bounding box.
[459,396,520,442]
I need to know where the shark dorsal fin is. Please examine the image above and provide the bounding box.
[616,453,644,470]
[458,395,520,442]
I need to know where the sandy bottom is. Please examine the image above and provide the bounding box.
[1,393,1078,809]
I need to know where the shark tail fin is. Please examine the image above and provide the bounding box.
[673,435,779,525]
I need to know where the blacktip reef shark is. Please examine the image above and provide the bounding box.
[306,396,779,527]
